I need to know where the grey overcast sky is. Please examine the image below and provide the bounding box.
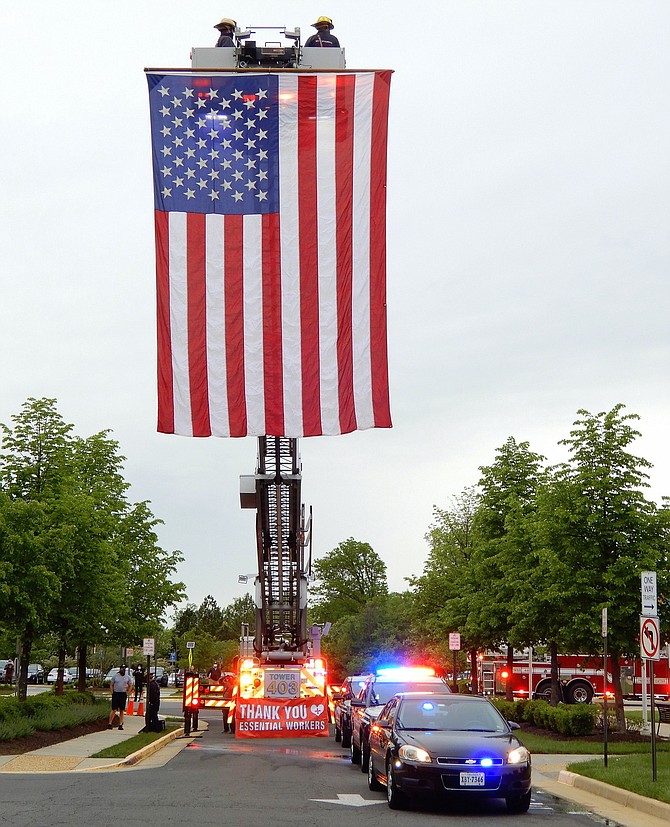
[1,2,668,614]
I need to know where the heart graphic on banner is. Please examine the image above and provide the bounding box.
[311,704,324,716]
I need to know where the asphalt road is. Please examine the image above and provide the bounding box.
[0,704,620,827]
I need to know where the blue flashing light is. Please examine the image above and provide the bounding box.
[376,666,436,678]
[421,702,435,711]
[480,758,493,768]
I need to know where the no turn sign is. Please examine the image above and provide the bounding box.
[640,616,661,660]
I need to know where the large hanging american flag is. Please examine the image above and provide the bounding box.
[146,70,392,438]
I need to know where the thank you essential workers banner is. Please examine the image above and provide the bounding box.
[235,698,329,738]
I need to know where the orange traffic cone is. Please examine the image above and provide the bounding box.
[137,699,144,717]
[127,698,134,715]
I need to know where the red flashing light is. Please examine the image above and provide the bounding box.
[500,670,510,681]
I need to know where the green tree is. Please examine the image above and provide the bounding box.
[221,594,256,640]
[410,488,482,691]
[535,406,669,729]
[310,538,388,622]
[0,399,77,699]
[0,398,185,698]
[467,438,547,699]
[197,595,225,638]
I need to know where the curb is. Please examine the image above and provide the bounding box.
[96,726,185,769]
[558,770,670,823]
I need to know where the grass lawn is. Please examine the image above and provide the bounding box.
[91,725,180,759]
[566,753,670,805]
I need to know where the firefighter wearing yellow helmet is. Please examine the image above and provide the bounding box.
[214,17,236,48]
[304,16,340,48]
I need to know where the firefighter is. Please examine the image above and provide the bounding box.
[304,16,340,48]
[221,674,235,733]
[214,17,236,47]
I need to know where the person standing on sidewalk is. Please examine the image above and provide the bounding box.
[133,664,145,702]
[144,672,162,732]
[108,665,133,730]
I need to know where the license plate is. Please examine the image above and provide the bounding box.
[459,772,485,787]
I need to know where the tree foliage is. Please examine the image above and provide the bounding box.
[310,538,388,622]
[0,398,185,698]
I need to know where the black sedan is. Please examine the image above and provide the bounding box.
[367,693,531,813]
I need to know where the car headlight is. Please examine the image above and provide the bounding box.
[507,746,530,764]
[398,745,432,763]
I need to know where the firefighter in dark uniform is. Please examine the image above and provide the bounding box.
[214,17,236,47]
[304,16,340,47]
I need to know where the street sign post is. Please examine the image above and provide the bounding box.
[640,613,661,782]
[602,607,608,767]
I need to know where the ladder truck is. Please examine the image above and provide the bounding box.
[181,25,351,737]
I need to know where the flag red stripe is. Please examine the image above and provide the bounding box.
[297,76,322,435]
[224,215,247,436]
[186,213,211,436]
[369,72,392,427]
[335,75,356,433]
[262,213,284,435]
[155,211,174,434]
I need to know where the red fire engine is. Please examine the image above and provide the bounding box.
[479,650,670,703]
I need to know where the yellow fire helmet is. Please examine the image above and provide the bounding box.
[312,16,334,30]
[214,18,236,31]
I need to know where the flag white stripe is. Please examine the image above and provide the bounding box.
[206,213,230,436]
[352,75,375,429]
[243,216,265,434]
[316,77,340,434]
[278,75,303,436]
[168,212,192,436]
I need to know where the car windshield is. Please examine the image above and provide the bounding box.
[397,699,508,733]
[371,681,445,706]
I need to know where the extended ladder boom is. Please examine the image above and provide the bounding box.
[241,437,309,659]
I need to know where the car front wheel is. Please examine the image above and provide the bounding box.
[386,758,405,809]
[368,752,383,791]
[506,790,531,814]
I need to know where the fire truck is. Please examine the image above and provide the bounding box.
[479,650,670,703]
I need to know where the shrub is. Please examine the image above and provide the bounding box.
[0,719,36,742]
[492,698,596,736]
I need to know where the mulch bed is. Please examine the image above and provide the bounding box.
[0,717,110,755]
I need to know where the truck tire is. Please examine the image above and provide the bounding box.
[533,679,552,702]
[565,679,594,704]
[334,722,341,742]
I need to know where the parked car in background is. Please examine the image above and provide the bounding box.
[47,667,74,684]
[367,693,531,813]
[103,667,122,686]
[27,664,46,684]
[175,669,185,688]
[153,666,169,687]
[68,667,99,682]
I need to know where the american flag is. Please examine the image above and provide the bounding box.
[147,70,392,437]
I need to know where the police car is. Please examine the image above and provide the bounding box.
[349,667,449,773]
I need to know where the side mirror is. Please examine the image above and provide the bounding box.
[351,698,365,708]
[508,721,520,730]
[331,692,343,701]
